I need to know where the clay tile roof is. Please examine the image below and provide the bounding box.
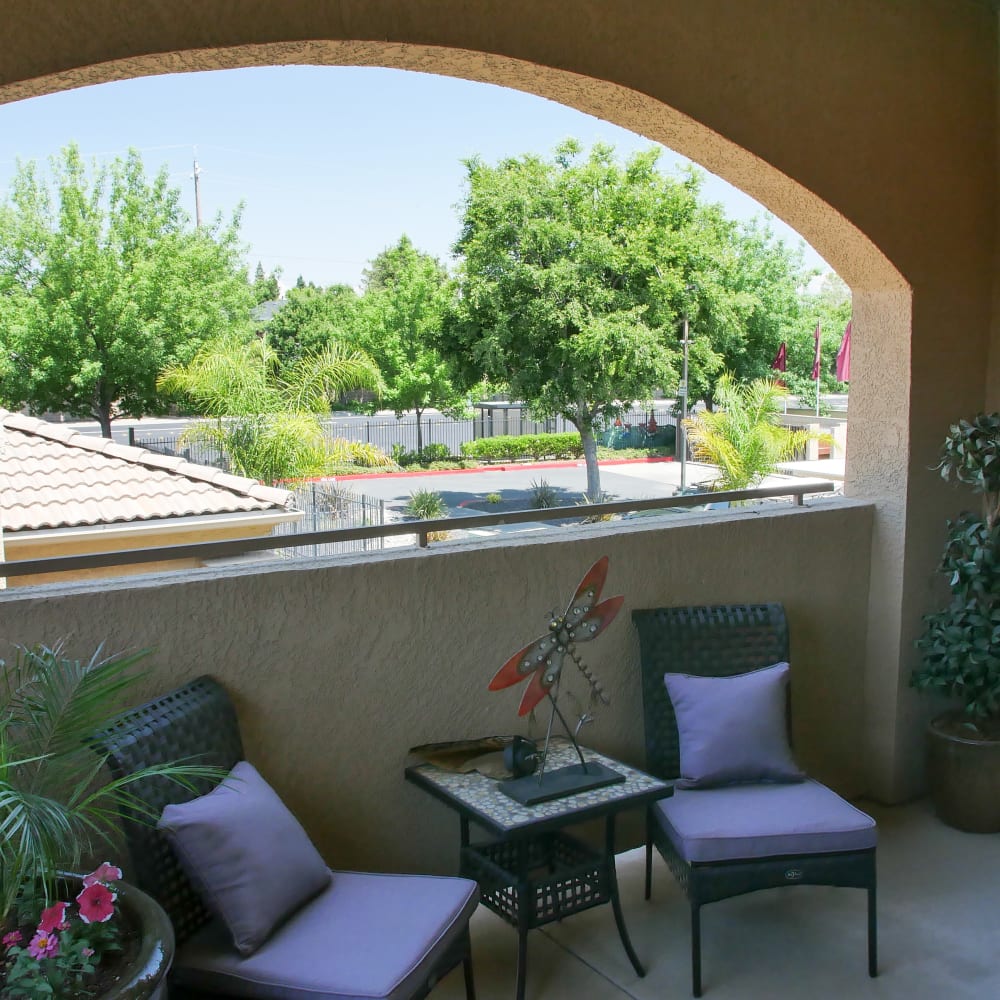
[0,410,294,532]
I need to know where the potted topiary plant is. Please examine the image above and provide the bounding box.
[910,413,1000,832]
[1,642,220,997]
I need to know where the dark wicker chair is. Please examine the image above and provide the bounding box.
[90,675,477,1000]
[632,604,877,997]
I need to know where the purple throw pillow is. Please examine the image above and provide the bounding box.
[663,662,805,789]
[158,760,331,955]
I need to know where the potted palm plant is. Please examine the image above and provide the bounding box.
[911,413,1000,832]
[1,642,219,997]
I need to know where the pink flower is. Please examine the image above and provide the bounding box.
[76,882,117,924]
[82,862,123,888]
[82,947,95,957]
[3,930,23,949]
[27,929,59,960]
[38,901,70,933]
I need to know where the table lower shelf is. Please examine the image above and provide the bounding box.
[461,830,612,930]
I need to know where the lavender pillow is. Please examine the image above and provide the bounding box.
[663,662,804,789]
[158,760,331,955]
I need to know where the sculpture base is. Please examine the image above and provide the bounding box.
[498,761,625,805]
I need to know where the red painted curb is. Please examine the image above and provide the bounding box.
[334,455,675,482]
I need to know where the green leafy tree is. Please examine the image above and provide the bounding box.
[157,334,383,485]
[266,283,360,369]
[252,261,282,304]
[683,373,816,490]
[696,216,809,396]
[443,140,688,500]
[355,236,466,451]
[0,144,253,437]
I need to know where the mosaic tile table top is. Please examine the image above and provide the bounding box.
[406,738,672,835]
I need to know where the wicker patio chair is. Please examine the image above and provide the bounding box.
[89,675,477,1000]
[632,604,877,997]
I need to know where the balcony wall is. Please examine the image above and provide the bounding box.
[0,500,873,873]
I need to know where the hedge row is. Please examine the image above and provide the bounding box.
[460,432,584,462]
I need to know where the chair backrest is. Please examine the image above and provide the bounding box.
[89,675,243,945]
[631,604,789,780]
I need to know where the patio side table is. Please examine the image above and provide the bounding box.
[405,740,672,1000]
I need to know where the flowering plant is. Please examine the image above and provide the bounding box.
[2,864,125,999]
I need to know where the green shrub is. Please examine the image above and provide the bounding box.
[405,488,448,520]
[529,478,560,509]
[393,442,453,466]
[419,443,451,463]
[486,492,502,504]
[329,439,393,468]
[460,432,583,463]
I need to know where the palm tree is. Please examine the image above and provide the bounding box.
[158,335,386,486]
[683,373,818,491]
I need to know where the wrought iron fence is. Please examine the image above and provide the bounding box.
[132,405,679,465]
[273,482,386,559]
[135,433,228,471]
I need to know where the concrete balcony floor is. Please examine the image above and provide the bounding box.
[435,798,999,1000]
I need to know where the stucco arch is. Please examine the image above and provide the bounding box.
[1,0,994,802]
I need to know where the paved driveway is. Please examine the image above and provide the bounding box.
[333,458,837,544]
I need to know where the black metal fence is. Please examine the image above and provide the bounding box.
[135,433,228,471]
[132,405,678,469]
[272,482,386,559]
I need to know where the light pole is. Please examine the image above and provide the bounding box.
[679,311,690,492]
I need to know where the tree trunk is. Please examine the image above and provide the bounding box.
[415,407,424,453]
[92,379,114,438]
[95,404,113,439]
[580,425,602,502]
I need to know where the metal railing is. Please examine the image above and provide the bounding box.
[0,481,835,580]
[273,483,386,558]
[131,406,679,466]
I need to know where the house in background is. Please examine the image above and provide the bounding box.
[0,410,301,587]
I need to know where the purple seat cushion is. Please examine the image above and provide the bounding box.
[664,661,805,788]
[653,779,878,863]
[171,870,479,1000]
[158,761,331,955]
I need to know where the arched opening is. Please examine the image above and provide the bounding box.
[4,4,990,810]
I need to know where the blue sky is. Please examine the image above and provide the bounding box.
[0,66,829,291]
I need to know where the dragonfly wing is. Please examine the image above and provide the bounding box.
[567,595,624,643]
[488,632,558,690]
[563,556,609,629]
[517,649,565,716]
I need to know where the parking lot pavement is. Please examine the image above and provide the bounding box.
[334,458,837,542]
[336,459,690,514]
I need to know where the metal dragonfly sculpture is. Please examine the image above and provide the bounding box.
[488,556,624,797]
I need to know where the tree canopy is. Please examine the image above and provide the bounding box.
[442,140,715,498]
[0,144,253,436]
[353,236,468,450]
[265,283,359,368]
[251,262,282,304]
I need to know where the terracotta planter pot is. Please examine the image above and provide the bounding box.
[96,880,175,1000]
[926,713,1000,833]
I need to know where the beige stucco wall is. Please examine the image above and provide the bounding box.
[0,0,996,800]
[0,502,873,872]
